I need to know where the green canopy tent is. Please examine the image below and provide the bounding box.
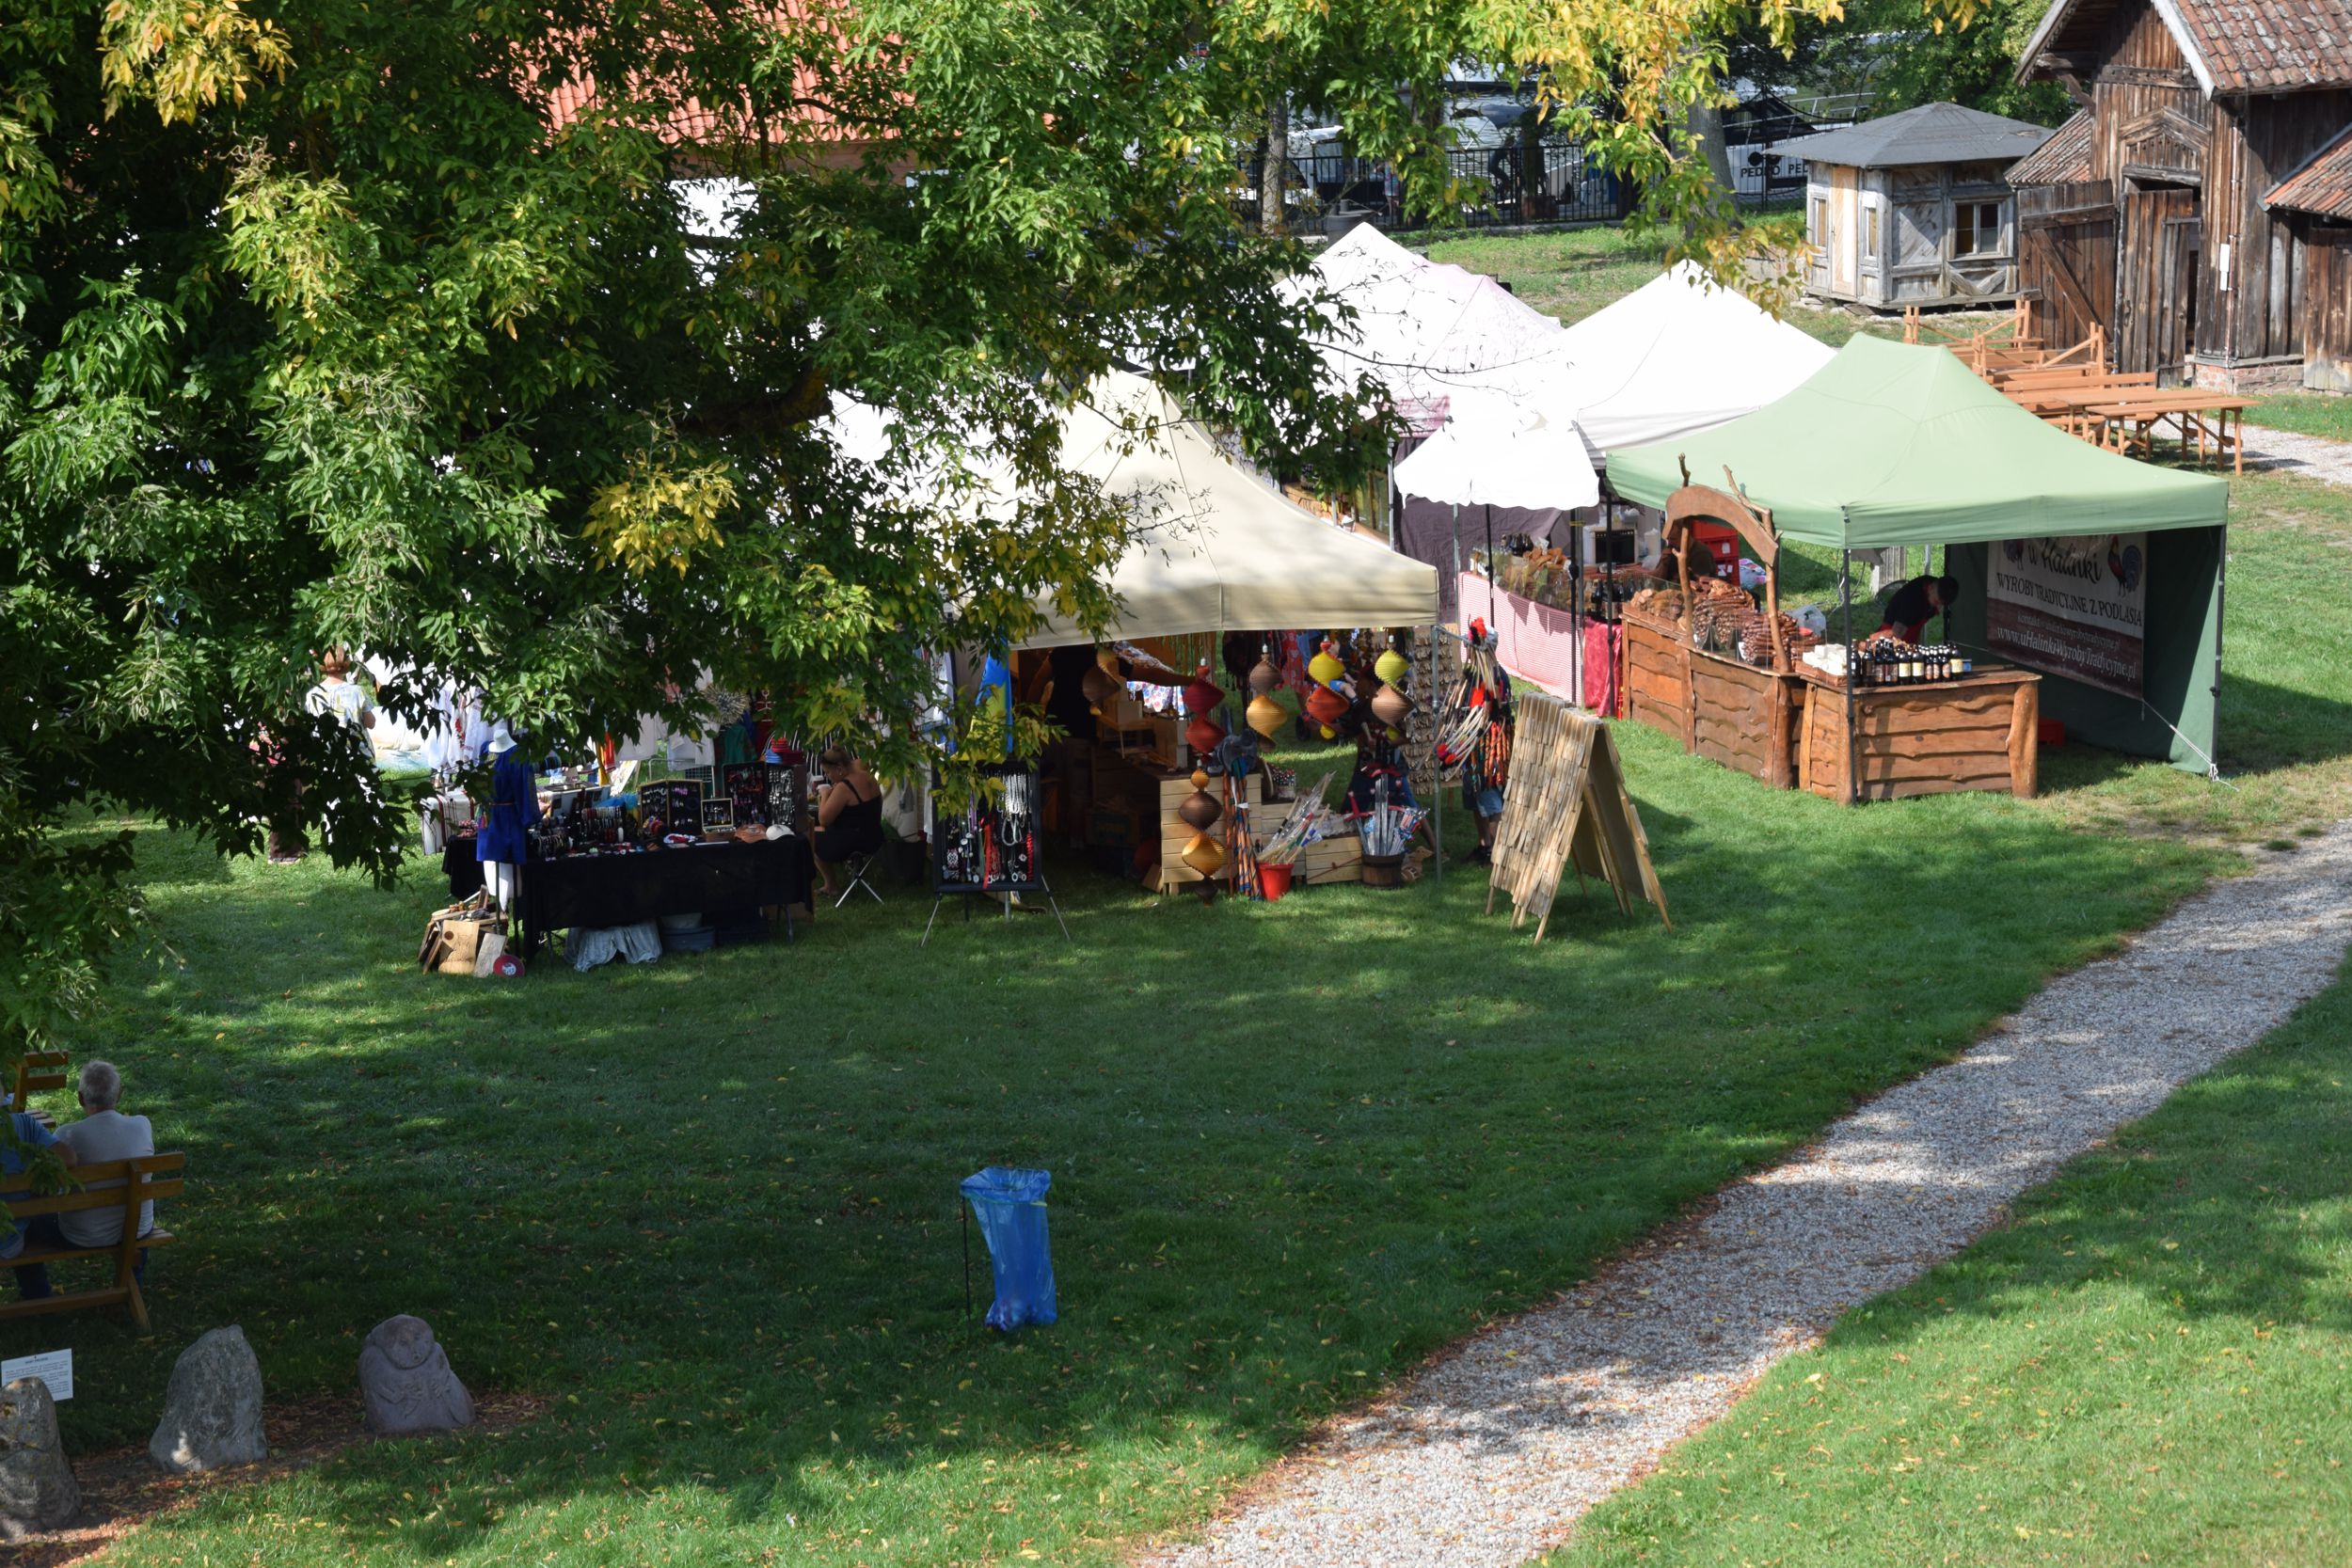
[1607,335,2232,773]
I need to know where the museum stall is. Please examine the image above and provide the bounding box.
[1003,372,1445,896]
[1604,336,2231,802]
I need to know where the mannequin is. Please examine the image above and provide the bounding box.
[473,722,538,911]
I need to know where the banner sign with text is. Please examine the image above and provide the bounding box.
[1986,532,2147,698]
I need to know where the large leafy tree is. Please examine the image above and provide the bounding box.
[2,0,1947,1089]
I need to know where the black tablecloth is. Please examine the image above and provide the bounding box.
[442,835,485,899]
[516,837,816,957]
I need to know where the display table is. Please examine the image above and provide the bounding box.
[1794,663,2041,802]
[516,837,817,958]
[1621,611,1802,788]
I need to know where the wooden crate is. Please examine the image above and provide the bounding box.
[1798,668,2041,803]
[1154,769,1266,891]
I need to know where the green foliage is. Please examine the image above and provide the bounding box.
[1832,0,2077,123]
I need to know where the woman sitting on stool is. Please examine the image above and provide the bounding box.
[811,746,885,898]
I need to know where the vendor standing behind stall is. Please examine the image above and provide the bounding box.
[1880,573,1960,645]
[811,747,885,898]
[1044,644,1099,850]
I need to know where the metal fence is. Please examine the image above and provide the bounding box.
[1241,137,1626,235]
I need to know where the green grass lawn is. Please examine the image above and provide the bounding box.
[2247,390,2352,442]
[18,222,2349,1568]
[1544,958,2352,1568]
[35,744,2220,1568]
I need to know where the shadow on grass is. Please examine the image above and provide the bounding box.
[40,736,2224,1567]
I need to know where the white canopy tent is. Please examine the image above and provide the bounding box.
[1016,373,1438,646]
[1289,224,1563,420]
[1390,395,1599,512]
[824,372,1438,647]
[1446,262,1833,463]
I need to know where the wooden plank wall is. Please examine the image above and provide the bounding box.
[2300,226,2352,391]
[2018,180,2119,353]
[2200,91,2352,366]
[2085,3,2203,185]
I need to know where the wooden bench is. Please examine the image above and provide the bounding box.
[2,1154,184,1330]
[10,1051,69,1122]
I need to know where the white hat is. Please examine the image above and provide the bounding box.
[485,721,517,755]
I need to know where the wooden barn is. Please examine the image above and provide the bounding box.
[2010,0,2352,390]
[1775,103,2056,310]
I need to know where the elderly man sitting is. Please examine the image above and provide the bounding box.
[8,1059,154,1301]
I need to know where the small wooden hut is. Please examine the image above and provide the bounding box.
[1774,103,2056,311]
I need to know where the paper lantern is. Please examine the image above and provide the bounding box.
[1080,663,1118,713]
[1185,714,1225,755]
[1304,685,1347,726]
[1308,644,1344,687]
[1370,683,1412,728]
[1181,832,1225,875]
[1183,676,1224,716]
[1178,788,1223,831]
[1246,691,1285,739]
[1248,656,1279,696]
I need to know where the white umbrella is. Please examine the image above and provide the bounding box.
[1391,399,1600,511]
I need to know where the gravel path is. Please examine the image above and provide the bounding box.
[2244,423,2352,487]
[1151,822,2352,1568]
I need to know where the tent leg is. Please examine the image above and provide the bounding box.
[1431,621,1443,885]
[1485,503,1498,634]
[1841,549,1858,807]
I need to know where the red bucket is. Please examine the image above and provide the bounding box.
[1258,863,1295,901]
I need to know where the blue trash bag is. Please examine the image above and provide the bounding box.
[961,1166,1057,1332]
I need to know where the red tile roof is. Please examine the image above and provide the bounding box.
[2178,0,2352,91]
[2021,0,2352,93]
[2267,123,2352,218]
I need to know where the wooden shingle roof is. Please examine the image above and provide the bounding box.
[2007,109,2094,186]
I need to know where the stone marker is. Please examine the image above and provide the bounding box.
[149,1326,266,1474]
[358,1314,474,1435]
[0,1376,78,1537]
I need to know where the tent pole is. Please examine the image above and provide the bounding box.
[1430,622,1443,885]
[1841,549,1857,806]
[1485,503,1498,633]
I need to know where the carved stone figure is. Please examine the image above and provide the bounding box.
[358,1315,474,1435]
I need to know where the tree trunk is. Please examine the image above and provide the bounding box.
[1685,92,1735,205]
[1262,91,1288,235]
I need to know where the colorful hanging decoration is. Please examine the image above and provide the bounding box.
[1248,646,1280,696]
[1307,641,1344,688]
[1181,832,1226,876]
[1183,673,1224,716]
[1246,690,1286,740]
[1185,713,1225,755]
[1370,682,1412,731]
[1178,784,1224,832]
[1374,641,1410,688]
[1304,684,1347,737]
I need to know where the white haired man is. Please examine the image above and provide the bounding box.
[13,1060,157,1300]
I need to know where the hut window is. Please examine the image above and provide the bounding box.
[1864,204,1881,265]
[1953,199,2005,257]
[1810,196,1827,245]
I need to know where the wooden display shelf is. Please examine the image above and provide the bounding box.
[1622,614,1802,789]
[1792,664,2041,802]
[1150,769,1362,892]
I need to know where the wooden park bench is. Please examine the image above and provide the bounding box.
[2,1154,184,1331]
[10,1050,69,1122]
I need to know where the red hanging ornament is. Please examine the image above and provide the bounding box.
[1304,685,1348,726]
[1185,714,1225,754]
[1183,675,1224,716]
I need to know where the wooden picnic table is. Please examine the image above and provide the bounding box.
[2085,389,2254,474]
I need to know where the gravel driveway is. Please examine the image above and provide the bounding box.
[1149,821,2352,1568]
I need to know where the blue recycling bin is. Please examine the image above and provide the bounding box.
[961,1166,1057,1331]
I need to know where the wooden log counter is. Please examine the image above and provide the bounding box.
[1622,610,1802,788]
[1793,661,2040,803]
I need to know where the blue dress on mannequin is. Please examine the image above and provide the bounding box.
[475,749,541,864]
